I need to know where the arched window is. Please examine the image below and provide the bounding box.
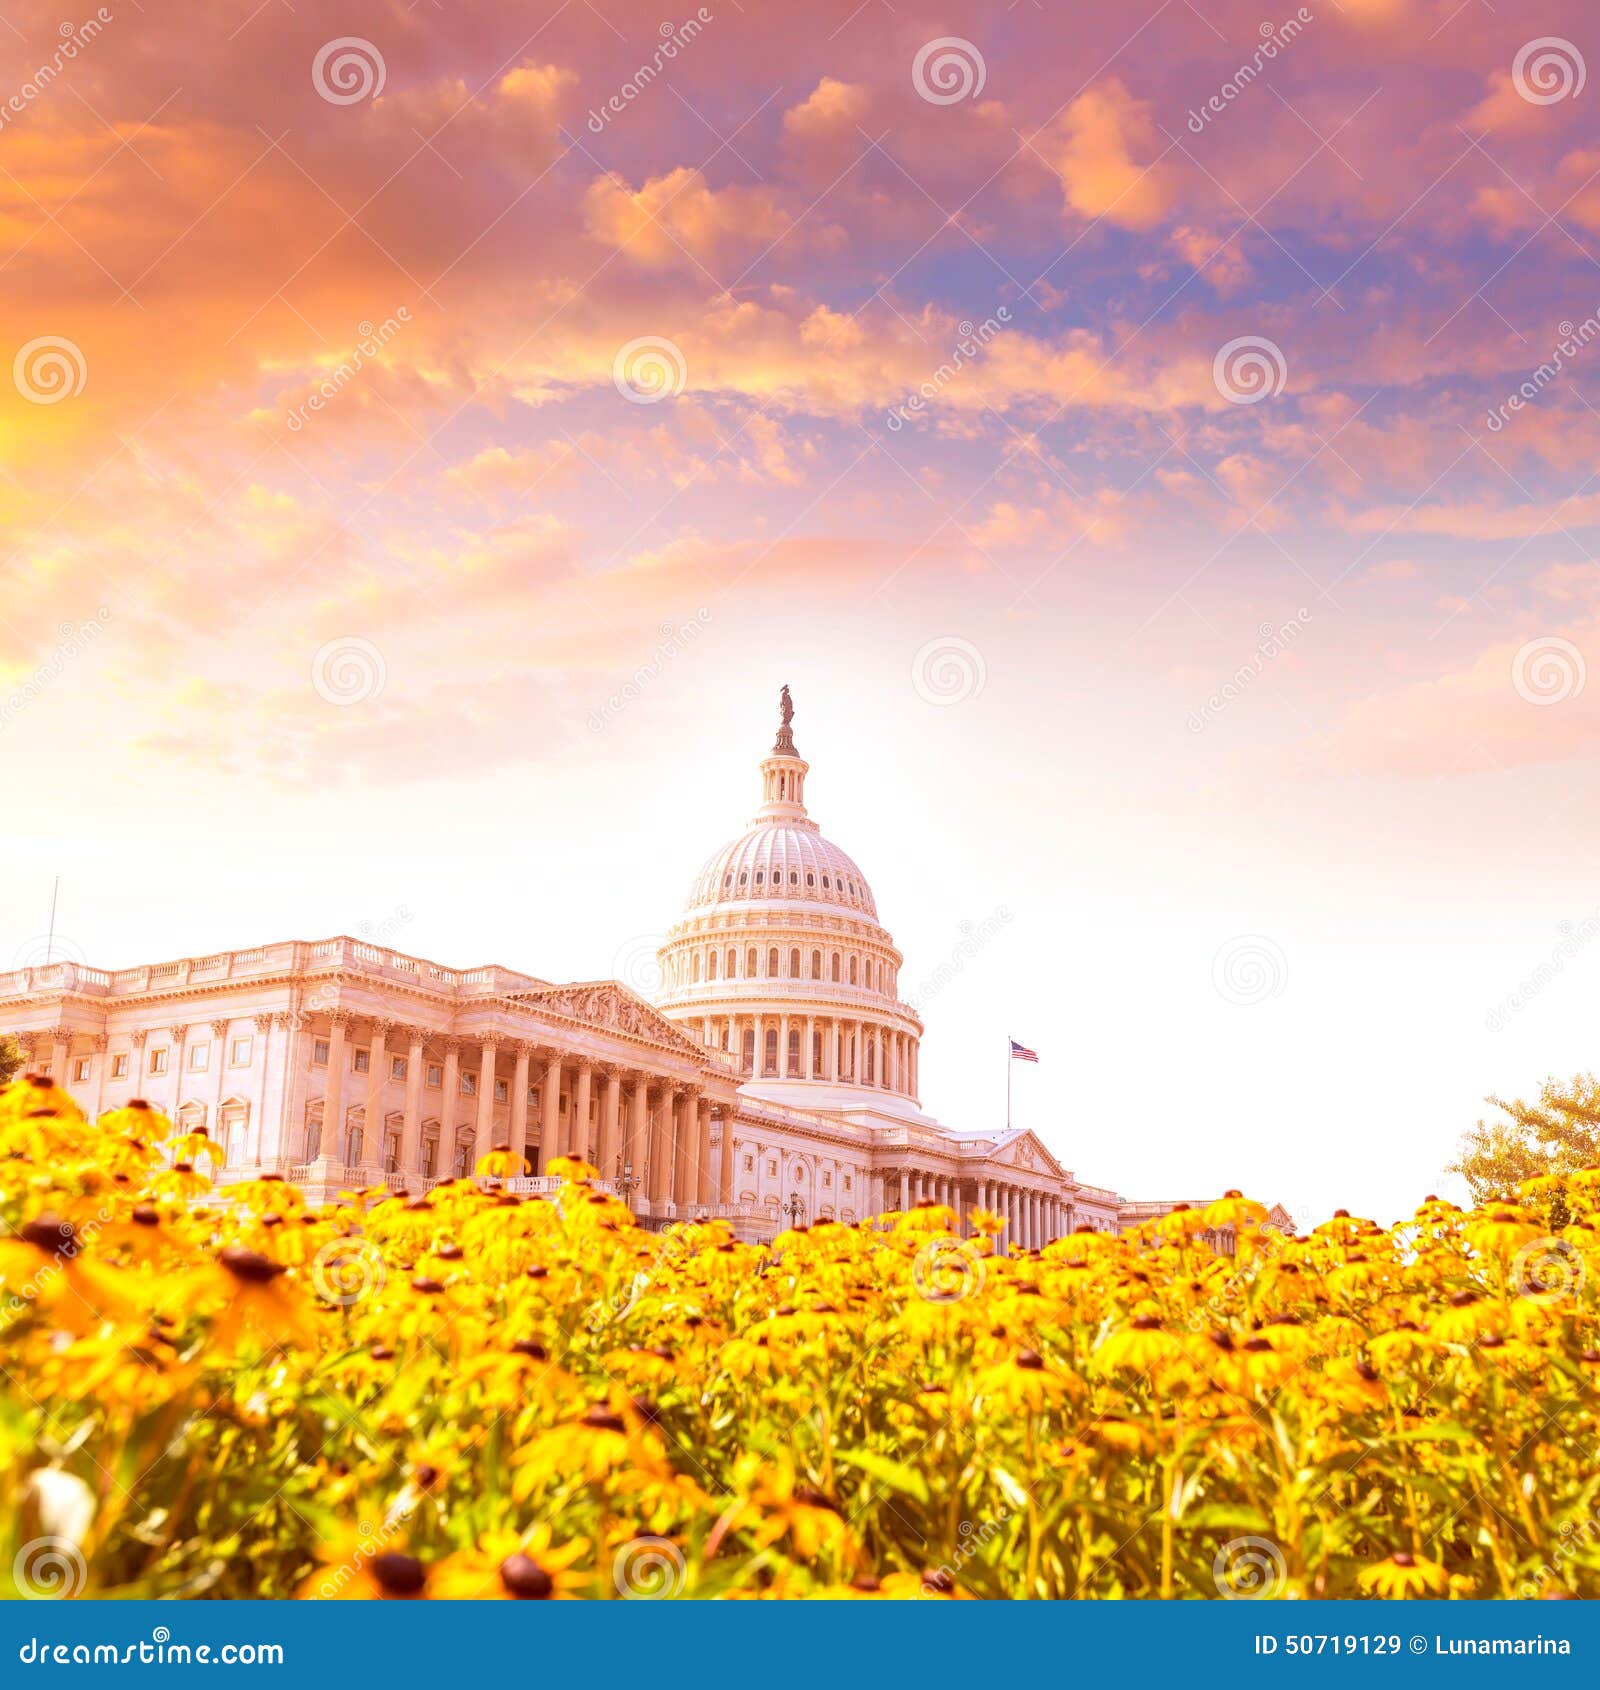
[822,875,831,889]
[865,1038,875,1085]
[707,949,718,981]
[755,869,764,886]
[763,1026,779,1076]
[811,949,821,979]
[787,1026,801,1076]
[741,1027,756,1072]
[747,947,757,976]
[767,946,779,977]
[831,952,840,982]
[789,947,801,977]
[849,955,858,985]
[727,948,736,977]
[789,870,798,886]
[739,871,748,886]
[806,871,815,887]
[691,952,701,982]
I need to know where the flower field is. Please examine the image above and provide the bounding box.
[2,1072,1599,1601]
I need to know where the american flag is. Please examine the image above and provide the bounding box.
[1009,1038,1039,1063]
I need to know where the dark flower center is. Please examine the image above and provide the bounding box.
[499,1555,554,1599]
[370,1552,426,1597]
[20,1215,75,1256]
[219,1245,282,1284]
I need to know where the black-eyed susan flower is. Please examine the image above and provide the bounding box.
[1358,1552,1449,1598]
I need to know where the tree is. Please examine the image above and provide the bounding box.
[0,1035,21,1087]
[1450,1072,1600,1208]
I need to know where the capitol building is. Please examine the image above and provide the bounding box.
[0,692,1235,1246]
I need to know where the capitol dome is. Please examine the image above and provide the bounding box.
[655,688,923,1115]
[684,822,878,920]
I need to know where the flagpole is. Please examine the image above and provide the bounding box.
[1006,1037,1011,1133]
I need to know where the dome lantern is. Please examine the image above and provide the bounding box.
[757,683,809,824]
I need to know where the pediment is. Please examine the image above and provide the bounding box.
[995,1129,1065,1179]
[510,981,712,1064]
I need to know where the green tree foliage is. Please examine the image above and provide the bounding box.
[1450,1072,1600,1214]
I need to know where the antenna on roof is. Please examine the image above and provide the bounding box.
[44,875,59,966]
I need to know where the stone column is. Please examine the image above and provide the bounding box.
[717,1111,735,1206]
[779,1013,790,1078]
[401,1029,425,1184]
[471,1036,496,1167]
[598,1067,622,1177]
[509,1043,532,1174]
[648,1085,674,1202]
[672,1089,694,1204]
[322,1015,347,1163]
[825,1019,838,1081]
[439,1040,460,1174]
[211,1019,230,1143]
[804,1015,816,1079]
[573,1061,593,1165]
[623,1075,649,1186]
[695,1096,713,1204]
[363,1020,391,1173]
[168,1024,189,1121]
[540,1054,562,1166]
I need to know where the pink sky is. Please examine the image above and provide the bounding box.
[6,0,1600,1219]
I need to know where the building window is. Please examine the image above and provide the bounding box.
[149,1048,169,1075]
[229,1037,252,1067]
[823,1170,832,1188]
[812,1031,823,1074]
[768,946,779,977]
[849,956,858,985]
[390,1055,407,1081]
[707,950,718,981]
[353,1048,370,1074]
[746,947,757,976]
[426,1063,442,1088]
[111,1054,129,1079]
[844,1174,852,1192]
[767,1158,777,1176]
[787,1028,801,1076]
[763,1027,779,1076]
[421,1138,437,1178]
[789,947,800,977]
[811,949,821,979]
[72,1057,91,1083]
[314,1040,330,1066]
[189,1042,210,1072]
[461,1071,477,1096]
[743,1154,754,1172]
[494,1078,508,1103]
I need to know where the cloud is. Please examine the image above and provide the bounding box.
[1043,80,1173,231]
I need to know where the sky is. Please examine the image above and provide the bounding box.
[4,0,1600,1223]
